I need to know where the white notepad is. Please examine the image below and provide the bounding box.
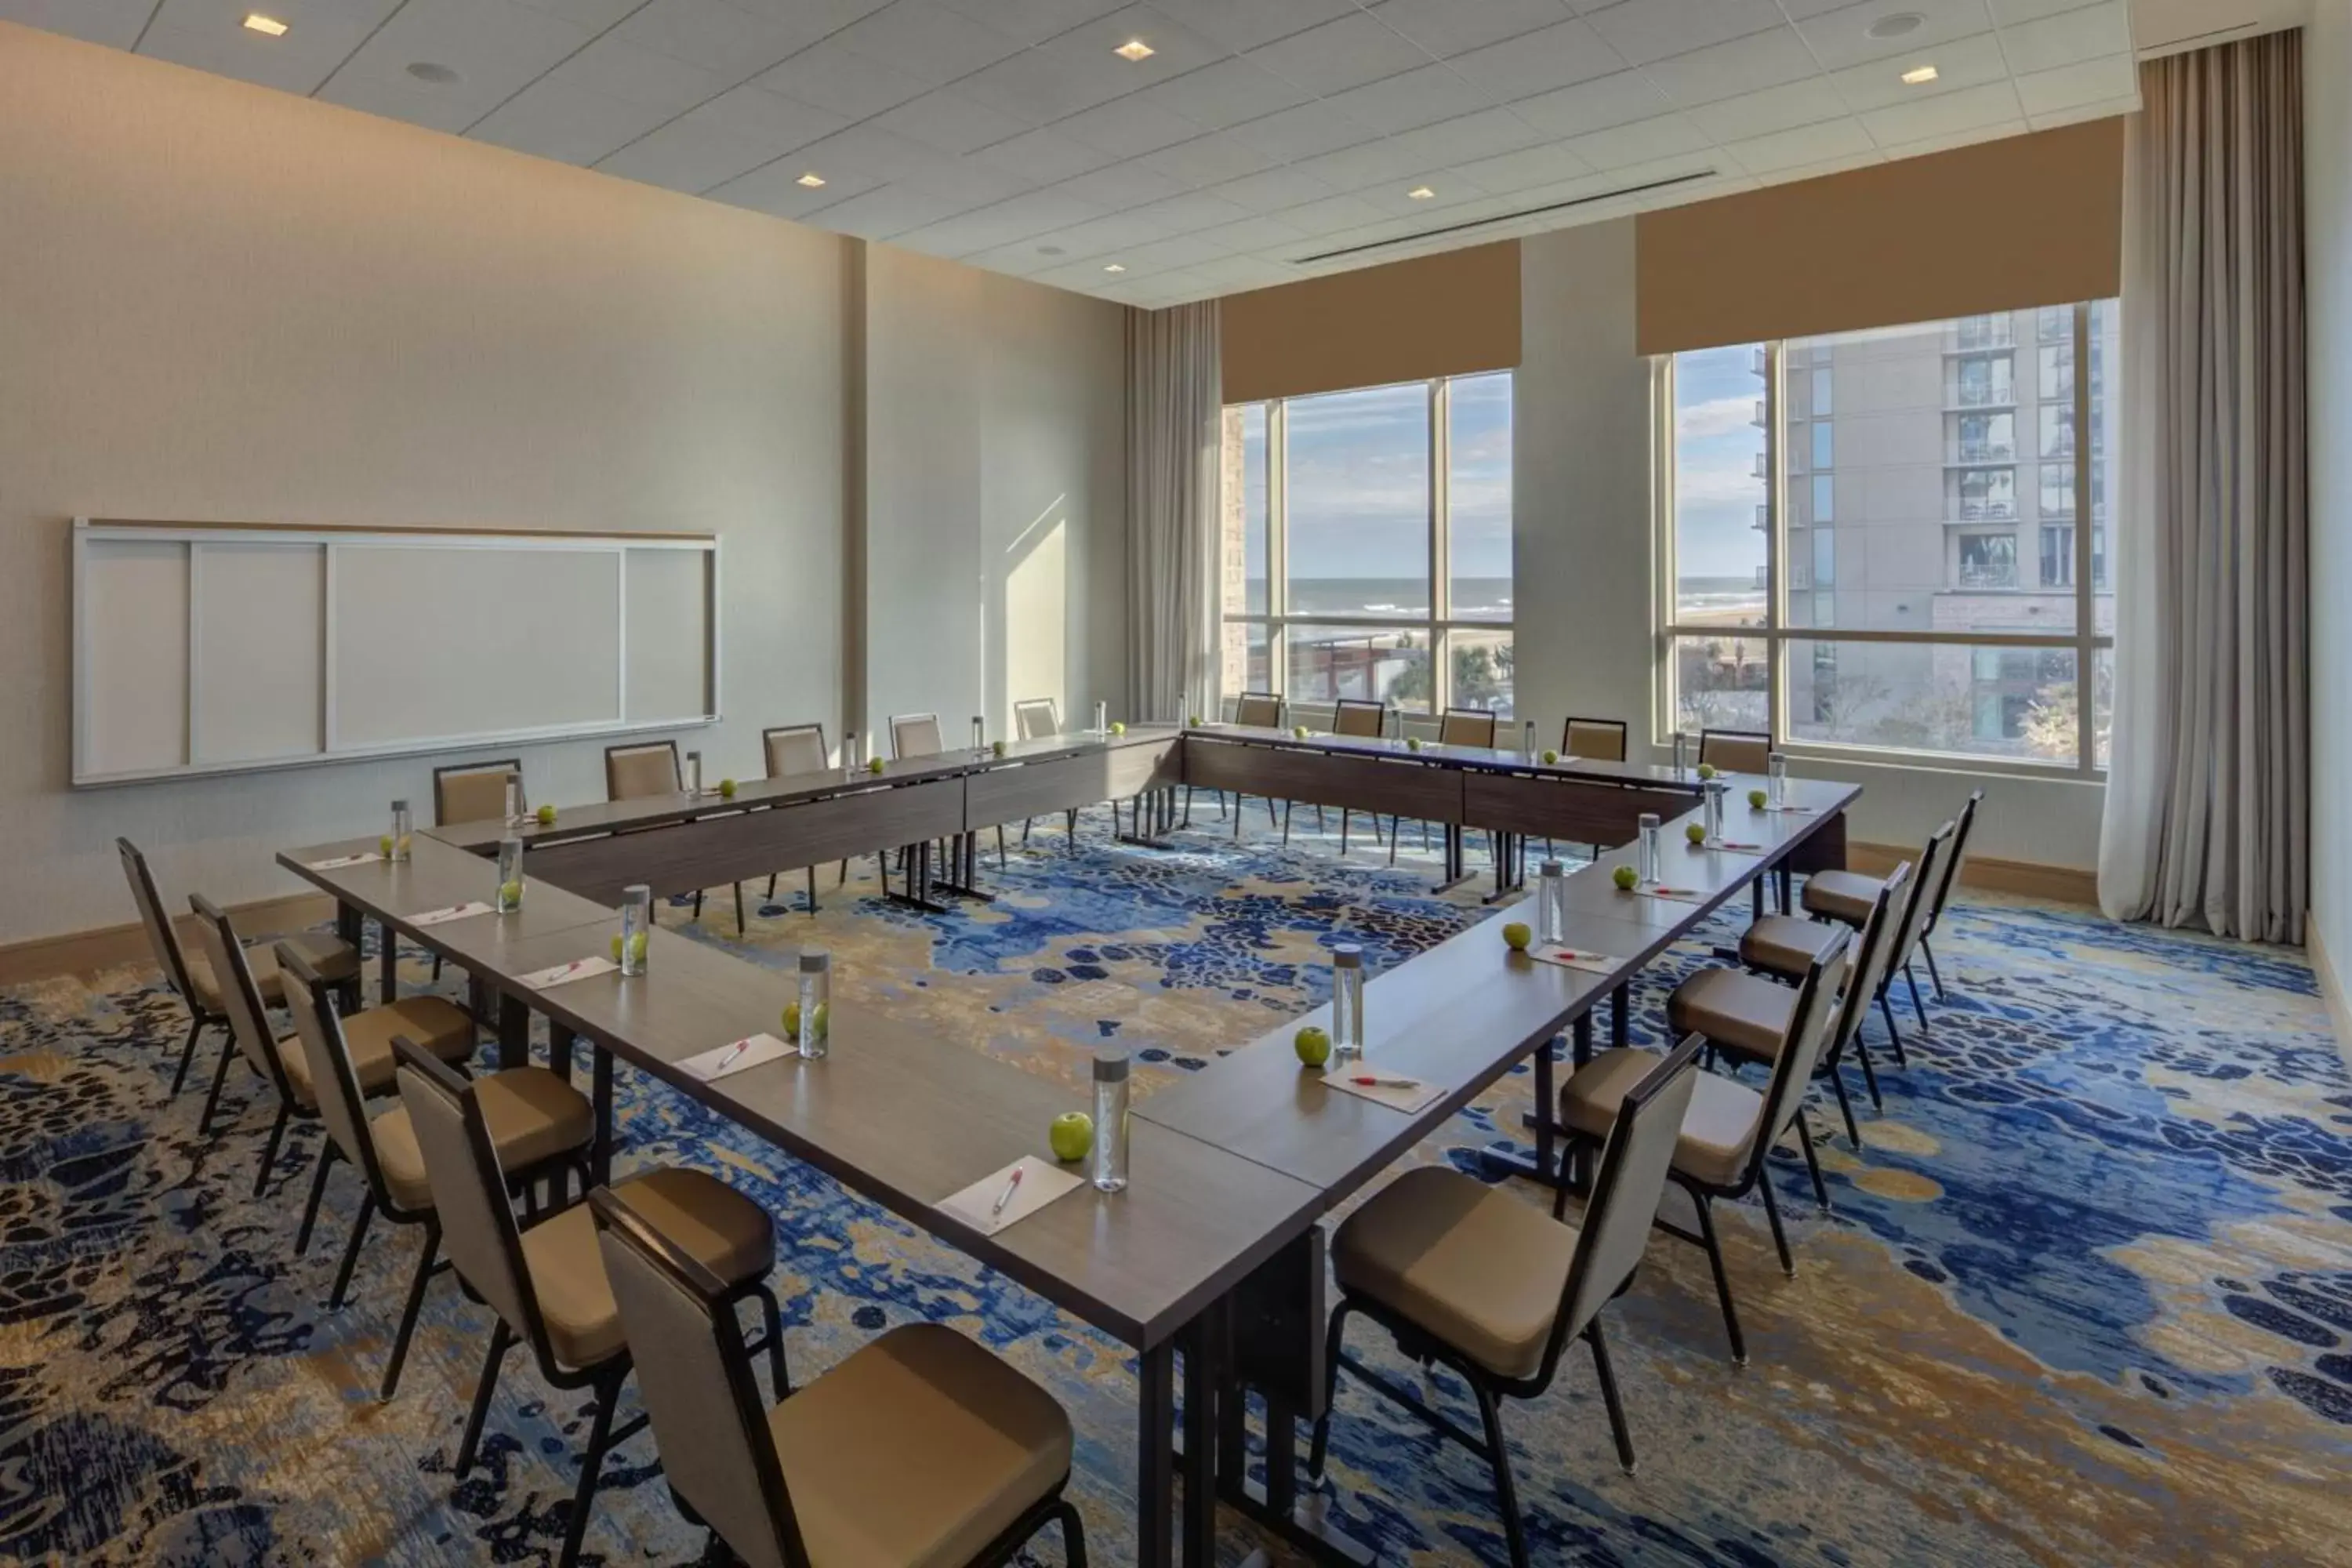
[408,901,495,927]
[1628,884,1713,907]
[679,1032,793,1083]
[1700,837,1767,854]
[1321,1070,1443,1116]
[1528,943,1622,977]
[517,954,620,989]
[307,851,380,871]
[938,1156,1086,1236]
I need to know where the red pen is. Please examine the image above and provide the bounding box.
[1352,1074,1418,1088]
[990,1166,1025,1217]
[709,1036,754,1076]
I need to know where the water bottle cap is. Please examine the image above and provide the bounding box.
[391,798,408,811]
[1332,942,1364,969]
[623,883,651,902]
[1094,1050,1131,1082]
[1540,859,1565,877]
[799,947,829,972]
[1638,812,1661,828]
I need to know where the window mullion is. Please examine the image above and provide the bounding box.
[1430,377,1449,713]
[1268,398,1287,698]
[1766,339,1784,744]
[2074,301,2095,773]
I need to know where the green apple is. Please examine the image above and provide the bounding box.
[867,757,887,775]
[991,739,1007,757]
[498,879,524,908]
[1187,714,1202,728]
[379,834,394,857]
[609,931,649,964]
[1501,922,1532,952]
[1686,822,1707,844]
[1292,724,1311,739]
[1541,749,1560,764]
[717,778,738,798]
[535,803,557,826]
[1612,865,1639,891]
[1748,788,1769,810]
[1405,735,1423,752]
[1294,1025,1331,1067]
[1050,1111,1094,1163]
[1696,763,1719,780]
[782,1000,830,1040]
[1110,720,1127,735]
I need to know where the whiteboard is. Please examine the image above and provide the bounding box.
[72,520,720,786]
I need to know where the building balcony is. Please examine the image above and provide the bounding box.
[1752,452,1769,478]
[1947,386,2016,409]
[1946,444,2016,465]
[1751,346,1767,376]
[1751,398,1767,428]
[1947,318,2013,351]
[1753,503,1769,532]
[1956,567,2020,590]
[1947,503,2020,523]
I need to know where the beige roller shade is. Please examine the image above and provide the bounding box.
[1219,241,1521,403]
[1635,118,2125,357]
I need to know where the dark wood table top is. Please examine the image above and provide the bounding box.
[278,835,616,948]
[1187,722,1715,791]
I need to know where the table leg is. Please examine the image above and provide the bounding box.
[377,918,398,1006]
[591,1044,615,1187]
[334,902,365,1011]
[1182,1312,1219,1568]
[1139,1338,1177,1568]
[550,1023,575,1084]
[1436,824,1475,892]
[496,993,529,1071]
[1611,984,1629,1048]
[1485,1032,1565,1189]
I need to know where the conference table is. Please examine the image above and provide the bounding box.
[280,724,1860,1566]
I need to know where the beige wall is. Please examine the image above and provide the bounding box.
[0,22,1125,946]
[2308,2,2352,1007]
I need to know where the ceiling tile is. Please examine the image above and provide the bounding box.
[1986,0,2105,20]
[891,186,1112,251]
[688,83,849,153]
[703,158,882,217]
[1858,76,2023,143]
[608,0,815,78]
[1049,2,1229,74]
[826,0,1025,87]
[1051,93,1206,158]
[872,88,1034,153]
[468,76,673,163]
[760,121,947,183]
[811,180,982,238]
[1639,24,1821,107]
[318,69,488,132]
[1508,69,1669,137]
[1793,0,1994,70]
[1152,0,1359,54]
[1321,63,1495,136]
[508,0,644,28]
[931,0,1127,45]
[1279,191,1402,235]
[1049,159,1193,209]
[1203,165,1340,212]
[1289,136,1436,191]
[1121,187,1254,233]
[1193,211,1311,251]
[143,0,408,96]
[1446,17,1624,103]
[1999,0,2131,72]
[1388,106,1550,166]
[1559,111,1710,169]
[967,126,1115,183]
[952,40,1139,123]
[1138,57,1309,130]
[2024,92,2133,132]
[1183,253,1303,290]
[1689,79,1846,141]
[1722,114,1876,173]
[1119,230,1245,268]
[548,35,724,114]
[1826,29,2009,112]
[1223,99,1378,162]
[1030,210,1189,259]
[2013,52,2134,115]
[593,114,790,191]
[893,151,1033,202]
[960,238,1074,274]
[1581,0,1786,67]
[1349,171,1498,216]
[1244,12,1430,96]
[753,40,931,120]
[328,0,596,108]
[1137,128,1278,185]
[1368,0,1581,58]
[1869,119,2025,158]
[1,0,155,49]
[1453,139,1596,193]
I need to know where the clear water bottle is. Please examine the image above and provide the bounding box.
[1767,751,1788,809]
[1091,1051,1131,1193]
[1093,699,1109,736]
[971,715,985,753]
[797,948,830,1059]
[684,750,703,796]
[1537,860,1566,946]
[1331,943,1366,1062]
[495,836,524,913]
[617,884,651,976]
[387,800,412,863]
[1671,732,1690,777]
[1703,779,1727,843]
[1522,719,1536,759]
[503,771,523,825]
[843,731,860,777]
[1637,812,1662,884]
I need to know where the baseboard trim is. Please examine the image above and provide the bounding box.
[1849,840,2098,907]
[0,891,339,989]
[2311,913,2350,1071]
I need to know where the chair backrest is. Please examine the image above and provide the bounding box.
[607,740,681,801]
[394,1041,549,1362]
[185,893,295,1101]
[1753,930,1853,1162]
[278,942,392,1207]
[889,713,944,760]
[1824,860,1914,1065]
[1330,699,1385,738]
[1886,817,1956,973]
[434,759,522,826]
[1920,788,1984,937]
[1438,707,1497,747]
[1697,729,1771,774]
[1012,699,1061,741]
[1552,1034,1704,1356]
[592,1185,805,1568]
[1563,717,1628,762]
[763,724,829,779]
[116,837,196,1004]
[1232,691,1283,729]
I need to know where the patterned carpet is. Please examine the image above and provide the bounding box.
[4,808,2349,1566]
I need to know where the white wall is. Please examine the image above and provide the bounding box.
[0,22,1125,947]
[2309,1,2352,983]
[1512,220,2109,869]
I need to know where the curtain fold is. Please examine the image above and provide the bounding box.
[2097,32,2308,942]
[1125,302,1221,724]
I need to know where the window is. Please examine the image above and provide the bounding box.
[1811,368,1833,416]
[1662,303,2117,772]
[1220,374,1515,717]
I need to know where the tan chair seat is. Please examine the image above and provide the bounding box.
[1666,969,1795,1065]
[187,931,358,1013]
[1331,1167,1577,1381]
[523,1167,775,1369]
[371,1066,594,1210]
[275,995,473,1107]
[1739,915,1845,979]
[1562,1047,1761,1188]
[770,1323,1073,1568]
[1802,869,1883,926]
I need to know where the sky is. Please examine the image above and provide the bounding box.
[1671,343,1769,581]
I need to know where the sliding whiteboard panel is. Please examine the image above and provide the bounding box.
[73,520,720,786]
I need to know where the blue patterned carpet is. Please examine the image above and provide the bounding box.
[4,811,2349,1566]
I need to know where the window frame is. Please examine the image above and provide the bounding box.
[1218,372,1515,719]
[1654,302,2111,780]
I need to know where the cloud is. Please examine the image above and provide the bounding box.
[1676,395,1761,441]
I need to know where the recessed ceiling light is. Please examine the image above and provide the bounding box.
[1113,38,1155,61]
[1867,12,1925,39]
[1406,185,1436,200]
[241,13,288,35]
[796,172,826,188]
[1103,263,1127,273]
[1900,63,1940,84]
[406,61,463,85]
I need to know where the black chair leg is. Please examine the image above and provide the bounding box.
[381,1222,439,1400]
[1281,801,1293,848]
[1853,1033,1885,1109]
[169,1017,206,1096]
[1472,1381,1529,1568]
[1057,1499,1090,1568]
[1305,1304,1352,1479]
[1690,1190,1747,1363]
[805,867,818,913]
[1828,1069,1864,1149]
[691,888,705,922]
[1757,1166,1795,1276]
[328,1192,376,1309]
[295,1142,339,1256]
[1585,1319,1636,1473]
[1339,808,1351,855]
[198,1030,241,1136]
[735,883,747,934]
[251,1103,291,1197]
[1232,798,1246,840]
[456,1320,514,1477]
[1921,935,1947,1000]
[766,872,778,901]
[558,1373,625,1568]
[996,824,1007,870]
[1877,987,1909,1067]
[1906,961,1929,1029]
[755,1282,790,1401]
[1795,1114,1831,1209]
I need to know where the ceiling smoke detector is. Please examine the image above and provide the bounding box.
[1866,12,1926,39]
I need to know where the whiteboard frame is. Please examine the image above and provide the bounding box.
[71,517,723,788]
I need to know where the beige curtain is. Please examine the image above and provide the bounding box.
[2098,32,2308,942]
[1125,303,1221,723]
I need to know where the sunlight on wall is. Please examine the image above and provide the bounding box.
[1004,510,1068,729]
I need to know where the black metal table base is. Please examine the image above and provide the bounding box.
[1119,788,1182,850]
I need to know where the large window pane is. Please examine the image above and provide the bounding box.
[1447,626,1513,717]
[1286,383,1429,617]
[1784,640,2079,764]
[2093,644,2113,768]
[1672,344,1769,626]
[1220,620,1269,698]
[2090,298,2118,615]
[1446,372,1512,622]
[1287,623,1430,713]
[1671,633,1769,735]
[1220,405,1269,616]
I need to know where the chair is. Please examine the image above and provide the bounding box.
[1308,1038,1703,1568]
[116,837,357,1096]
[761,724,856,911]
[433,758,523,827]
[1319,699,1388,853]
[1563,717,1628,762]
[1697,728,1772,775]
[278,946,593,1399]
[184,894,473,1196]
[1708,861,1916,1148]
[1225,692,1287,839]
[1387,708,1497,864]
[1558,929,1851,1363]
[1014,699,1089,848]
[607,740,745,932]
[1795,817,1957,1062]
[395,1042,788,1568]
[593,1182,1088,1568]
[1912,788,1984,1003]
